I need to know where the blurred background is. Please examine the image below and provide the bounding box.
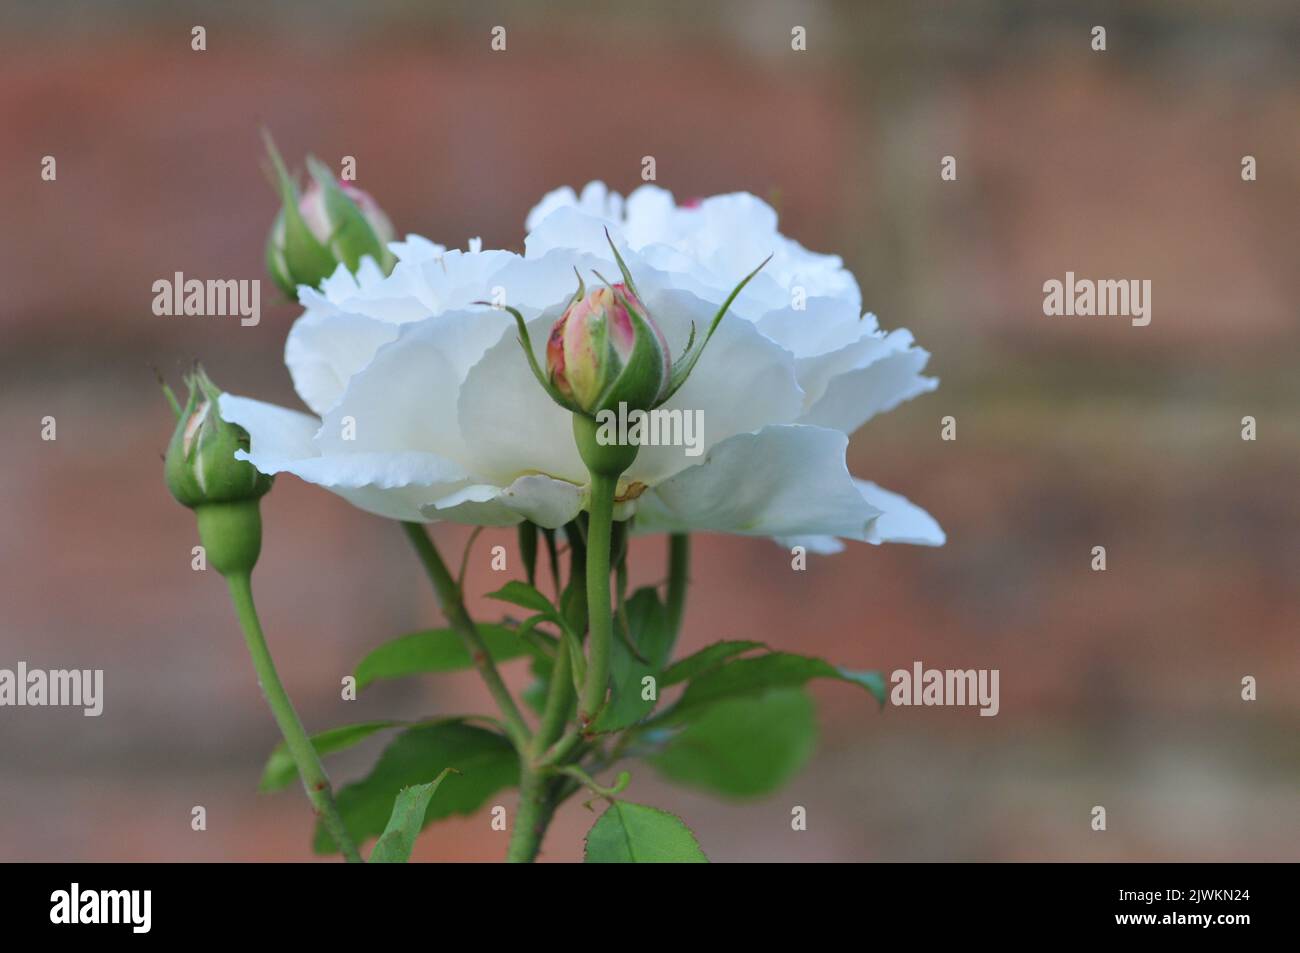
[2,0,1297,861]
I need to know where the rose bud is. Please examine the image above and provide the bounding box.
[494,230,769,475]
[546,279,671,417]
[163,366,273,576]
[263,133,396,297]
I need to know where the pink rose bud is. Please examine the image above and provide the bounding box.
[263,133,396,297]
[297,177,395,250]
[546,281,671,416]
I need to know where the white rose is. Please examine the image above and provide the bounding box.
[221,183,943,551]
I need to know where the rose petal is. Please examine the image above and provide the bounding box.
[799,345,938,434]
[219,393,469,522]
[632,425,881,539]
[421,475,585,529]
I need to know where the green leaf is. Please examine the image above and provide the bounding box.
[314,721,517,855]
[648,688,816,797]
[515,615,560,660]
[486,580,559,617]
[367,769,455,863]
[598,587,675,731]
[259,720,402,793]
[354,623,532,691]
[661,652,886,723]
[659,640,766,687]
[584,801,708,863]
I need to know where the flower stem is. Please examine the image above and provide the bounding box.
[401,522,531,752]
[533,632,572,757]
[224,572,362,863]
[578,471,617,728]
[665,532,690,644]
[506,766,550,862]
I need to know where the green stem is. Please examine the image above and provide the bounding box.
[401,522,531,752]
[533,637,572,755]
[506,766,550,863]
[225,572,362,863]
[511,521,591,861]
[665,532,690,644]
[578,472,618,728]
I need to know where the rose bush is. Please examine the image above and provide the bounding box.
[168,163,948,863]
[222,181,944,553]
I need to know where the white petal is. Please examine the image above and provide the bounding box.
[389,234,447,264]
[485,247,628,316]
[405,248,520,316]
[285,312,401,416]
[524,205,620,260]
[632,425,880,538]
[317,309,512,469]
[775,534,846,556]
[622,185,677,245]
[219,393,469,523]
[218,394,318,472]
[623,293,804,485]
[793,325,919,414]
[779,479,945,550]
[525,181,623,233]
[308,456,471,522]
[856,479,945,546]
[799,344,938,434]
[525,185,579,232]
[456,311,586,486]
[421,475,585,529]
[755,298,876,361]
[302,259,383,309]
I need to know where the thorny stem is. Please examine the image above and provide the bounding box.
[509,524,587,861]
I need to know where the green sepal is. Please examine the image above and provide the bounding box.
[588,271,668,415]
[659,253,772,405]
[163,366,273,512]
[261,131,337,296]
[483,302,583,412]
[603,227,642,302]
[305,155,394,274]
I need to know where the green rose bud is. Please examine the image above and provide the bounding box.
[263,133,396,298]
[163,366,273,576]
